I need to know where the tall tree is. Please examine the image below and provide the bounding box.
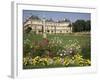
[72,20,90,32]
[85,20,91,31]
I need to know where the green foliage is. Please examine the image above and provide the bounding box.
[72,20,91,32]
[85,20,91,31]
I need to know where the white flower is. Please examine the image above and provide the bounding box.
[64,53,66,56]
[60,53,63,56]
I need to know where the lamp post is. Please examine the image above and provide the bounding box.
[42,17,47,38]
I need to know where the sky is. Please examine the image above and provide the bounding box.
[23,10,91,22]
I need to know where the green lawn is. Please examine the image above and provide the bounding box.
[24,32,91,59]
[25,32,90,47]
[47,34,90,47]
[48,34,90,59]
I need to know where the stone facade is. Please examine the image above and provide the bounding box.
[24,17,72,34]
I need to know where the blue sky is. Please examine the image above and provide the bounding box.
[23,10,91,22]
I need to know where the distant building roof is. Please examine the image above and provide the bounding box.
[29,15,41,20]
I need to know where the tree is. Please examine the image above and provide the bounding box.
[85,20,91,31]
[72,20,90,32]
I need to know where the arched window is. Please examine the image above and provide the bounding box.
[47,30,50,33]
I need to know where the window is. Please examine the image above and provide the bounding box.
[47,30,50,33]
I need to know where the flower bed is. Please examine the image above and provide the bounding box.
[23,32,91,69]
[23,53,91,69]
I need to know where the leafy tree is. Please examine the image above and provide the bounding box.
[85,20,91,31]
[72,20,90,32]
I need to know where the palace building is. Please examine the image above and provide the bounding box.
[24,16,72,34]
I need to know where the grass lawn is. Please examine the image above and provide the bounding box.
[26,32,90,47]
[24,32,91,59]
[48,34,90,59]
[47,33,90,47]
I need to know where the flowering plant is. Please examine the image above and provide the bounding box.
[23,53,91,69]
